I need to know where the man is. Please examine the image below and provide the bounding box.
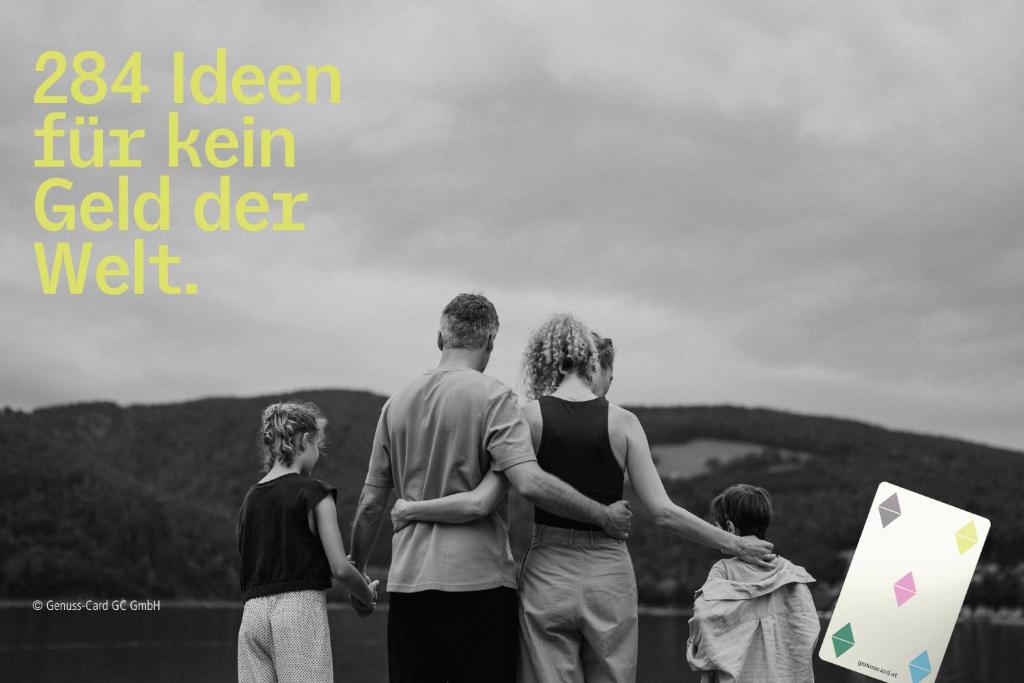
[349,293,633,683]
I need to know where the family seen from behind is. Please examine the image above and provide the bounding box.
[236,293,821,683]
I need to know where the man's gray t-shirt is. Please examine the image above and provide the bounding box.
[365,367,537,592]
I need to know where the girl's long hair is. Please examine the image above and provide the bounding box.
[260,401,325,471]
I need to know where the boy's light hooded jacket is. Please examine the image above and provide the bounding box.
[686,556,820,683]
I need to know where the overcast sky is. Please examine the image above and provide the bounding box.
[2,1,1022,450]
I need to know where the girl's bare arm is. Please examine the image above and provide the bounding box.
[313,495,378,604]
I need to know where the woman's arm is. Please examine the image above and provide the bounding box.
[313,495,378,605]
[391,470,510,532]
[613,406,775,567]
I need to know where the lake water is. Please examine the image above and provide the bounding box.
[3,603,1022,682]
[651,440,767,479]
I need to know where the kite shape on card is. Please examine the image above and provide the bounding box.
[831,622,855,657]
[877,492,901,528]
[893,571,917,606]
[909,650,932,683]
[956,520,978,555]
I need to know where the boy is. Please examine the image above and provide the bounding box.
[687,484,820,682]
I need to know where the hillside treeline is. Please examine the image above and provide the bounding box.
[1,392,1020,607]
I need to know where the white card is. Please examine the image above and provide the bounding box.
[819,482,990,682]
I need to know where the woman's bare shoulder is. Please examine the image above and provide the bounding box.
[607,402,641,430]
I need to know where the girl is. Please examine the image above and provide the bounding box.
[236,401,378,683]
[391,315,774,682]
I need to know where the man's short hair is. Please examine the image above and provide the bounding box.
[439,293,499,349]
[709,484,773,539]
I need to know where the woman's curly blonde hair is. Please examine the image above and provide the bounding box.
[522,313,601,399]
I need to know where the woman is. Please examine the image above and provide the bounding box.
[392,314,774,682]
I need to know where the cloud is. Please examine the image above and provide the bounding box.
[1,0,1022,448]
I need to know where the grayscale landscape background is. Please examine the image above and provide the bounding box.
[2,1,1022,681]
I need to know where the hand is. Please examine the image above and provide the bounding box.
[350,593,375,617]
[365,577,380,604]
[735,535,776,569]
[350,577,379,617]
[601,500,632,540]
[391,498,411,533]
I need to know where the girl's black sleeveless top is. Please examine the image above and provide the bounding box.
[534,395,624,531]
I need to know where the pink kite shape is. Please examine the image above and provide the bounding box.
[894,571,917,606]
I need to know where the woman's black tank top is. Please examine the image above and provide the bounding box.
[534,395,624,531]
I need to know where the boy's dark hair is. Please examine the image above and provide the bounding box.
[709,484,773,539]
[439,293,499,349]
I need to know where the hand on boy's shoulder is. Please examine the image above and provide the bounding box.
[714,554,788,582]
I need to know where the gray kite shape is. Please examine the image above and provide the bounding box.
[878,492,901,528]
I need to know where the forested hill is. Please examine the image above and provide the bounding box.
[1,390,1021,606]
[627,406,1024,606]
